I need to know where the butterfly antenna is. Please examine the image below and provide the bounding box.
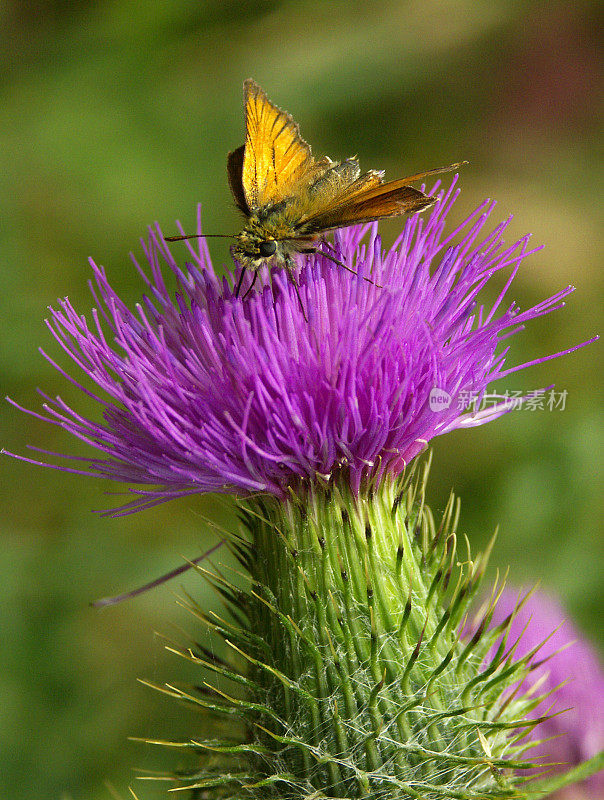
[319,249,382,288]
[164,233,237,242]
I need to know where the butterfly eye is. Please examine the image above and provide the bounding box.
[258,240,277,257]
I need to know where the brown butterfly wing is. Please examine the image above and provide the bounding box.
[296,179,435,234]
[295,162,465,233]
[227,145,249,215]
[241,79,318,210]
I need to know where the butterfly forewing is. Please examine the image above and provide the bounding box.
[242,79,317,210]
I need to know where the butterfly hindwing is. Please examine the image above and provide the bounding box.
[227,145,249,215]
[295,164,467,233]
[297,180,435,234]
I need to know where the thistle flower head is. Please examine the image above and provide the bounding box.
[9,178,591,512]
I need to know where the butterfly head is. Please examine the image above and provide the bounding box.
[232,208,309,270]
[232,227,280,270]
[232,242,279,270]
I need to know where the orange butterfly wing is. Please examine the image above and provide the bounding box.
[241,79,318,210]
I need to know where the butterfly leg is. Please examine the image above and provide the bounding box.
[283,255,308,322]
[241,269,258,301]
[320,237,337,255]
[234,267,249,298]
[291,276,308,323]
[317,249,382,288]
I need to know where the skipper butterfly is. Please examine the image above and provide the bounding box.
[167,80,466,293]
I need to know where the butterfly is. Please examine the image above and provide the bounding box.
[167,79,466,296]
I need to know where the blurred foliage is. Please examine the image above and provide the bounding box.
[1,1,601,798]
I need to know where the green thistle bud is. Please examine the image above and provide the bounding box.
[153,460,563,799]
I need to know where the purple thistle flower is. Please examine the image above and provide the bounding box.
[488,588,604,799]
[6,178,594,513]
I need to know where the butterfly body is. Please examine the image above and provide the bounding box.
[233,155,382,267]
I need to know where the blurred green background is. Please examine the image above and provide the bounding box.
[1,2,601,798]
